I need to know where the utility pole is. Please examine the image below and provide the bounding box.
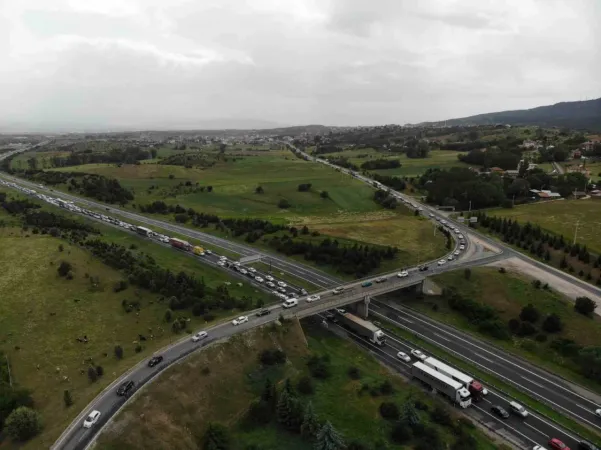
[573,220,580,246]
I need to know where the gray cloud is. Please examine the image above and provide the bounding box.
[0,0,599,131]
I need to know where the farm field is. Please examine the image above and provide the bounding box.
[96,320,498,450]
[401,267,601,393]
[489,199,601,254]
[0,196,270,450]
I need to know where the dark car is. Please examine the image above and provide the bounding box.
[116,380,135,396]
[579,441,600,450]
[418,265,429,272]
[256,308,270,317]
[148,355,164,367]
[491,405,509,419]
[325,312,338,323]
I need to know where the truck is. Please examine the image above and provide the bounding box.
[336,312,386,346]
[169,237,192,251]
[423,357,487,401]
[136,226,152,237]
[193,246,205,256]
[411,362,472,408]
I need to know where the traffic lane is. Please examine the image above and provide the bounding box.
[371,301,601,426]
[378,325,579,449]
[370,303,601,431]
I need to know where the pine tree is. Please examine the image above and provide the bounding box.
[314,421,345,450]
[277,387,292,425]
[262,378,277,412]
[401,400,420,426]
[63,389,73,407]
[301,401,320,440]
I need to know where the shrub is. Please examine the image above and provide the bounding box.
[307,354,331,379]
[414,399,429,411]
[574,297,596,316]
[390,422,412,444]
[95,366,104,377]
[247,400,272,425]
[297,376,314,395]
[320,191,329,199]
[135,344,142,353]
[508,318,520,332]
[542,313,563,333]
[278,199,291,209]
[202,422,231,450]
[258,349,287,366]
[516,321,537,337]
[4,407,42,441]
[379,380,394,395]
[57,261,72,277]
[114,345,124,359]
[63,390,73,407]
[164,309,173,322]
[519,304,540,323]
[87,366,98,382]
[203,312,216,322]
[464,268,471,280]
[430,405,452,426]
[379,402,399,420]
[535,333,547,342]
[113,280,128,292]
[347,366,361,379]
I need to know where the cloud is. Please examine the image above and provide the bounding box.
[0,0,599,131]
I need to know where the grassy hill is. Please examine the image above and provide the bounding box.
[425,98,601,131]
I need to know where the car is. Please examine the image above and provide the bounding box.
[437,259,446,266]
[239,268,248,275]
[265,275,274,282]
[335,308,346,315]
[411,349,427,361]
[249,267,257,273]
[266,281,276,288]
[116,380,135,396]
[282,298,298,308]
[428,213,434,218]
[454,250,460,256]
[441,220,447,225]
[396,351,411,362]
[375,276,387,283]
[532,446,548,450]
[217,261,225,266]
[361,281,373,288]
[325,312,337,322]
[578,442,599,450]
[454,229,460,234]
[418,265,429,272]
[397,270,409,278]
[332,286,345,295]
[232,316,249,326]
[206,249,212,255]
[459,245,465,250]
[458,234,464,239]
[596,408,601,418]
[490,405,510,419]
[83,410,101,428]
[306,294,321,302]
[277,281,287,288]
[278,286,287,293]
[254,276,264,283]
[148,355,164,367]
[192,331,208,342]
[549,438,570,450]
[300,288,308,295]
[447,255,454,261]
[256,309,270,317]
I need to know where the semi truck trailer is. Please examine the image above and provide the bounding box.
[411,362,472,408]
[169,237,192,251]
[136,226,152,237]
[423,357,488,401]
[337,312,386,346]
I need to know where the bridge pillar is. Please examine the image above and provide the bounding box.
[355,295,370,319]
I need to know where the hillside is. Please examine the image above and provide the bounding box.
[425,98,601,131]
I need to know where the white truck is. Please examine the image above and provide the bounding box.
[423,357,488,402]
[411,362,472,408]
[337,312,386,346]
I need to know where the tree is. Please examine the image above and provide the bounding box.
[379,402,399,420]
[400,400,420,426]
[202,422,231,450]
[320,191,329,199]
[390,422,412,444]
[430,405,451,426]
[255,185,264,194]
[63,390,73,407]
[87,366,98,382]
[298,183,312,192]
[314,421,345,450]
[164,309,173,322]
[297,376,314,395]
[4,407,42,441]
[464,268,471,280]
[574,297,596,316]
[276,388,302,432]
[301,401,320,440]
[57,261,72,277]
[247,400,272,425]
[542,313,563,333]
[278,199,291,209]
[519,304,540,323]
[114,345,124,359]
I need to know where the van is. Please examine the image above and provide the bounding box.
[282,298,298,309]
[509,401,528,417]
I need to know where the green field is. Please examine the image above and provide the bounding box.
[0,197,271,449]
[96,320,499,450]
[489,199,601,254]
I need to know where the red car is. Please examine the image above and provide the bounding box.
[549,438,570,450]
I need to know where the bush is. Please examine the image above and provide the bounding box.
[95,366,104,377]
[4,407,42,441]
[247,400,272,425]
[430,405,452,426]
[297,376,314,395]
[202,422,231,450]
[508,318,520,332]
[498,267,506,274]
[203,312,216,322]
[379,402,399,420]
[519,304,540,323]
[113,280,128,292]
[542,313,563,333]
[516,321,537,337]
[535,333,548,342]
[574,297,596,316]
[390,422,412,444]
[414,399,429,411]
[63,390,73,407]
[114,345,124,359]
[164,309,173,322]
[87,366,98,382]
[57,261,72,277]
[464,268,471,280]
[307,355,331,379]
[347,366,361,379]
[135,344,142,353]
[379,380,394,395]
[277,199,291,209]
[258,349,287,366]
[320,191,329,199]
[297,183,312,192]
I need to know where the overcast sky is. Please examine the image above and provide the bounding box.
[1,0,599,131]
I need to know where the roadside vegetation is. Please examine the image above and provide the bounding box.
[400,267,601,393]
[0,190,269,449]
[96,319,500,450]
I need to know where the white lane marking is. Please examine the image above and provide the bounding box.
[523,421,547,437]
[433,332,450,342]
[522,377,547,390]
[375,301,601,409]
[371,310,601,432]
[472,405,538,444]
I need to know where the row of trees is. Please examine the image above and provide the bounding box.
[46,146,152,168]
[160,152,216,168]
[360,159,401,170]
[457,148,521,170]
[370,173,407,191]
[373,190,399,210]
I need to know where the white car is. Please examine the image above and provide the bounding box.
[437,259,446,266]
[206,250,212,255]
[239,269,248,275]
[282,298,298,308]
[232,316,249,326]
[459,245,465,250]
[441,220,447,225]
[192,331,208,342]
[83,410,101,428]
[454,250,460,256]
[532,446,548,450]
[266,281,276,288]
[428,213,434,218]
[217,261,225,267]
[277,287,287,293]
[447,255,454,261]
[277,281,287,288]
[411,349,427,361]
[458,234,464,239]
[249,267,257,273]
[396,351,411,362]
[254,276,264,283]
[595,408,601,418]
[397,270,409,278]
[306,294,321,303]
[265,275,274,282]
[454,229,460,234]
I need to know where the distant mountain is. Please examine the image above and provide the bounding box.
[424,98,601,131]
